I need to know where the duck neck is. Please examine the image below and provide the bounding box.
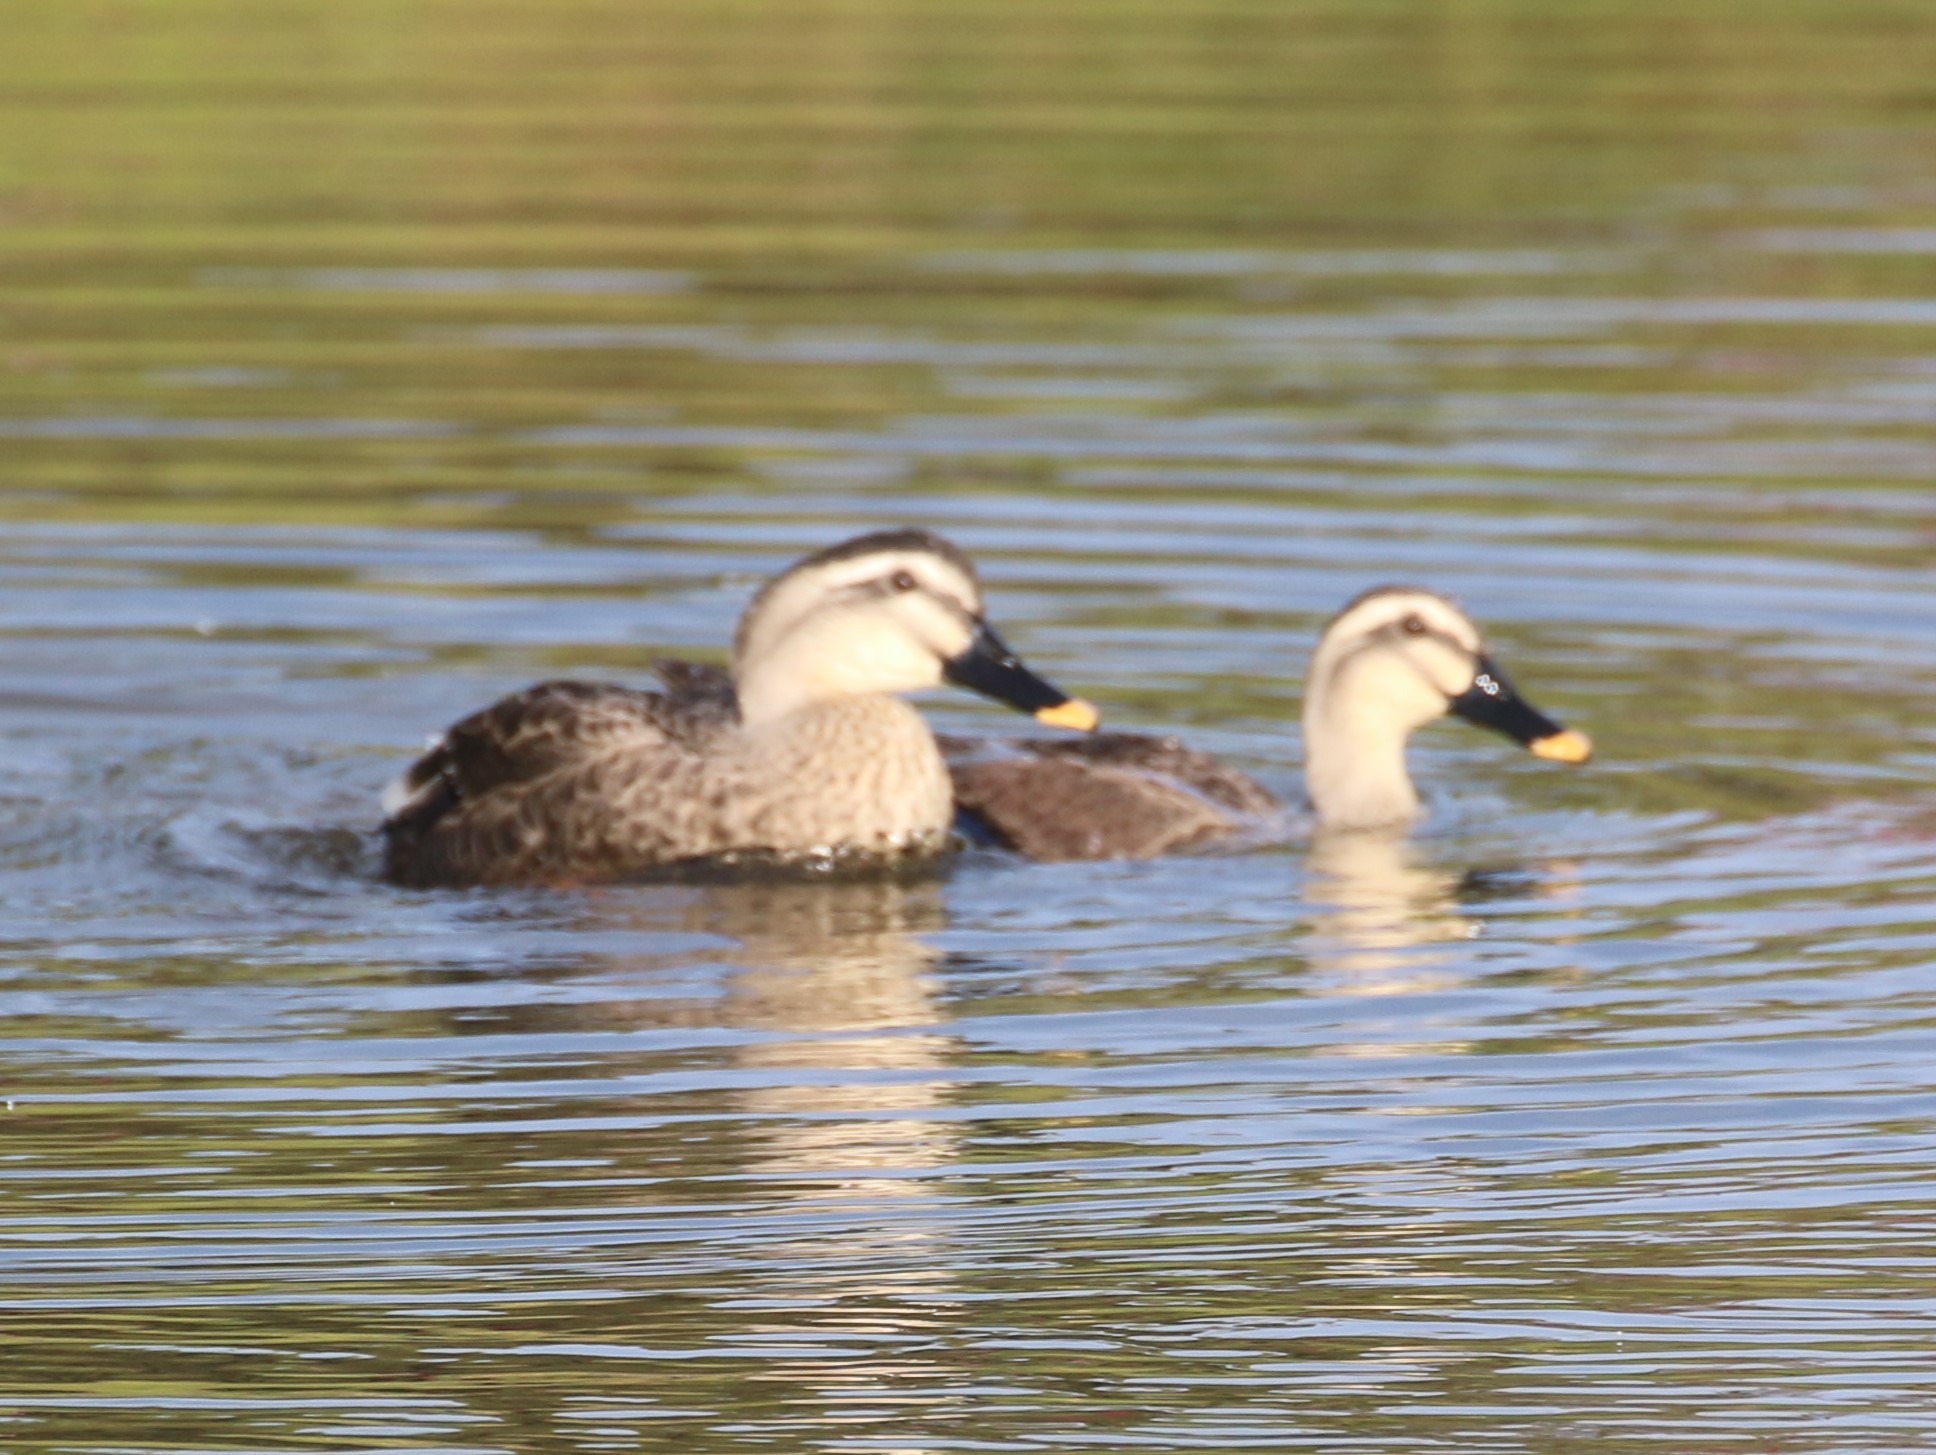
[735,671,809,729]
[730,690,944,784]
[738,692,930,750]
[1302,695,1422,830]
[736,651,846,727]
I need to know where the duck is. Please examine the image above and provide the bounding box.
[380,528,1098,886]
[944,584,1591,860]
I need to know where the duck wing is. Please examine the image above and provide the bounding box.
[946,732,1280,861]
[381,679,722,885]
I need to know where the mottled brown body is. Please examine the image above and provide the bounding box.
[383,678,953,887]
[944,732,1279,861]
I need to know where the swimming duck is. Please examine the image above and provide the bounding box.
[381,528,1098,886]
[946,585,1591,860]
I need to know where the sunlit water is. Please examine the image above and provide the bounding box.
[7,2,1936,1450]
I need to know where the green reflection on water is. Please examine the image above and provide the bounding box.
[2,0,1934,530]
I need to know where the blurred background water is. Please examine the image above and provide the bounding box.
[6,1,1936,1449]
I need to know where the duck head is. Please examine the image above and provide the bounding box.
[1302,585,1590,829]
[732,528,1099,732]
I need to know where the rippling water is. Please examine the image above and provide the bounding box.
[7,1,1936,1449]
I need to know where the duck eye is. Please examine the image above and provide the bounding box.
[889,569,919,593]
[1402,615,1427,635]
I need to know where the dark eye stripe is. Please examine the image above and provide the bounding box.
[850,563,980,627]
[1322,618,1477,699]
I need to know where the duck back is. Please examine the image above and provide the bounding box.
[945,732,1280,861]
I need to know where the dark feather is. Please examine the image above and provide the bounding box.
[947,732,1280,861]
[381,679,720,886]
[651,657,739,718]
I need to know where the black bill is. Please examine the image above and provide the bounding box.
[1448,655,1592,763]
[943,621,1099,731]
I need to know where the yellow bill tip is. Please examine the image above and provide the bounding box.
[1034,697,1100,732]
[1530,727,1593,764]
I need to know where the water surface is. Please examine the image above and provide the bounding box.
[6,2,1936,1450]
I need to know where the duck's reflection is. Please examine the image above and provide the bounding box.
[590,873,966,1415]
[566,873,965,1186]
[703,875,961,1189]
[1301,830,1587,993]
[1301,829,1478,990]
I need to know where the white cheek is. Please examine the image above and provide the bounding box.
[839,624,944,693]
[904,598,973,660]
[1352,653,1456,726]
[1414,644,1477,699]
[891,631,946,680]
